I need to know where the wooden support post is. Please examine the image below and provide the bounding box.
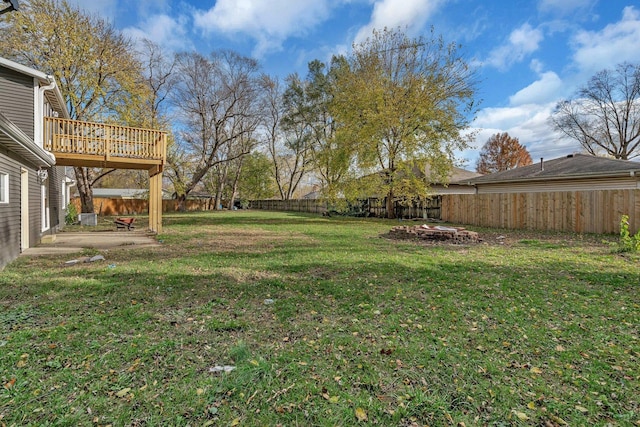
[149,169,163,233]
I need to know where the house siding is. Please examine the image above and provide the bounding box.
[475,177,639,194]
[48,166,65,230]
[28,167,41,248]
[0,149,21,269]
[0,66,35,139]
[0,148,42,269]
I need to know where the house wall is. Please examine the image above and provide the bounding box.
[442,187,640,234]
[474,177,639,194]
[0,148,22,269]
[0,148,43,269]
[48,166,65,231]
[0,66,35,139]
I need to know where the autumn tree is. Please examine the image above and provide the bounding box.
[551,62,640,160]
[102,39,178,191]
[0,0,149,213]
[475,132,532,174]
[170,50,262,209]
[282,58,352,199]
[330,27,477,218]
[236,152,277,201]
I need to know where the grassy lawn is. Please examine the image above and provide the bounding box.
[1,211,638,426]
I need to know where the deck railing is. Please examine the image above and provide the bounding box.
[43,116,166,166]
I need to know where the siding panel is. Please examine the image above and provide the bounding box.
[0,67,35,139]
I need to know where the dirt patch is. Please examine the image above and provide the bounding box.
[382,224,617,247]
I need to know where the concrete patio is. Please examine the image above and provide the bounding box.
[21,231,160,256]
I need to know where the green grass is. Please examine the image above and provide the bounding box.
[1,211,638,426]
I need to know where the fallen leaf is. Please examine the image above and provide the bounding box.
[230,418,240,426]
[115,387,131,398]
[555,345,565,351]
[4,378,16,389]
[513,410,529,421]
[196,388,204,395]
[329,395,340,404]
[549,415,568,425]
[530,366,543,374]
[355,407,368,422]
[575,405,588,413]
[527,401,536,410]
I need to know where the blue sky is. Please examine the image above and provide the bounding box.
[70,0,640,167]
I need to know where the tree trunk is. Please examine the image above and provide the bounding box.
[386,188,395,219]
[176,193,187,212]
[214,164,228,210]
[74,167,95,213]
[228,160,244,209]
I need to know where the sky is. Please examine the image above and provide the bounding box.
[68,0,640,168]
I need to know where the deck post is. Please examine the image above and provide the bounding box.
[149,170,163,233]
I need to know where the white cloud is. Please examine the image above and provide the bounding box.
[509,71,564,106]
[192,0,335,57]
[538,0,595,16]
[122,14,191,52]
[571,6,640,78]
[485,23,544,70]
[65,0,119,21]
[354,0,444,43]
[465,102,581,165]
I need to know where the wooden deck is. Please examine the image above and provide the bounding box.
[43,117,166,172]
[43,116,167,233]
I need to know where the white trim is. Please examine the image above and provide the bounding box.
[34,78,41,146]
[0,171,8,204]
[41,177,50,232]
[20,168,29,251]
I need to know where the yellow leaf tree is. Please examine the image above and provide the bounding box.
[330,27,477,218]
[1,0,150,213]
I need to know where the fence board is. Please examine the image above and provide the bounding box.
[442,189,640,234]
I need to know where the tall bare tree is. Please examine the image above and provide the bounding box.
[0,0,148,213]
[476,132,532,174]
[170,50,261,208]
[260,75,311,200]
[551,62,640,160]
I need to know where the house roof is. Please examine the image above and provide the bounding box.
[0,110,55,167]
[457,154,640,185]
[0,56,69,118]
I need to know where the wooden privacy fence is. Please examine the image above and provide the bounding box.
[71,197,216,216]
[441,189,640,234]
[250,197,442,219]
[250,199,328,215]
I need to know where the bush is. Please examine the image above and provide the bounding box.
[618,215,640,252]
[65,202,78,226]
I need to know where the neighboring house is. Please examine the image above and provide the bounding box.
[428,165,482,195]
[446,153,640,233]
[0,57,70,269]
[455,153,640,193]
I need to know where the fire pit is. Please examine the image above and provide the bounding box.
[388,224,480,244]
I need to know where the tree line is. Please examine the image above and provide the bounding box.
[2,0,639,219]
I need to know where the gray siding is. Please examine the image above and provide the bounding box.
[0,148,38,269]
[48,166,65,230]
[28,168,41,248]
[0,66,35,139]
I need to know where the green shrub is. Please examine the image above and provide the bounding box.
[65,202,78,225]
[619,215,640,252]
